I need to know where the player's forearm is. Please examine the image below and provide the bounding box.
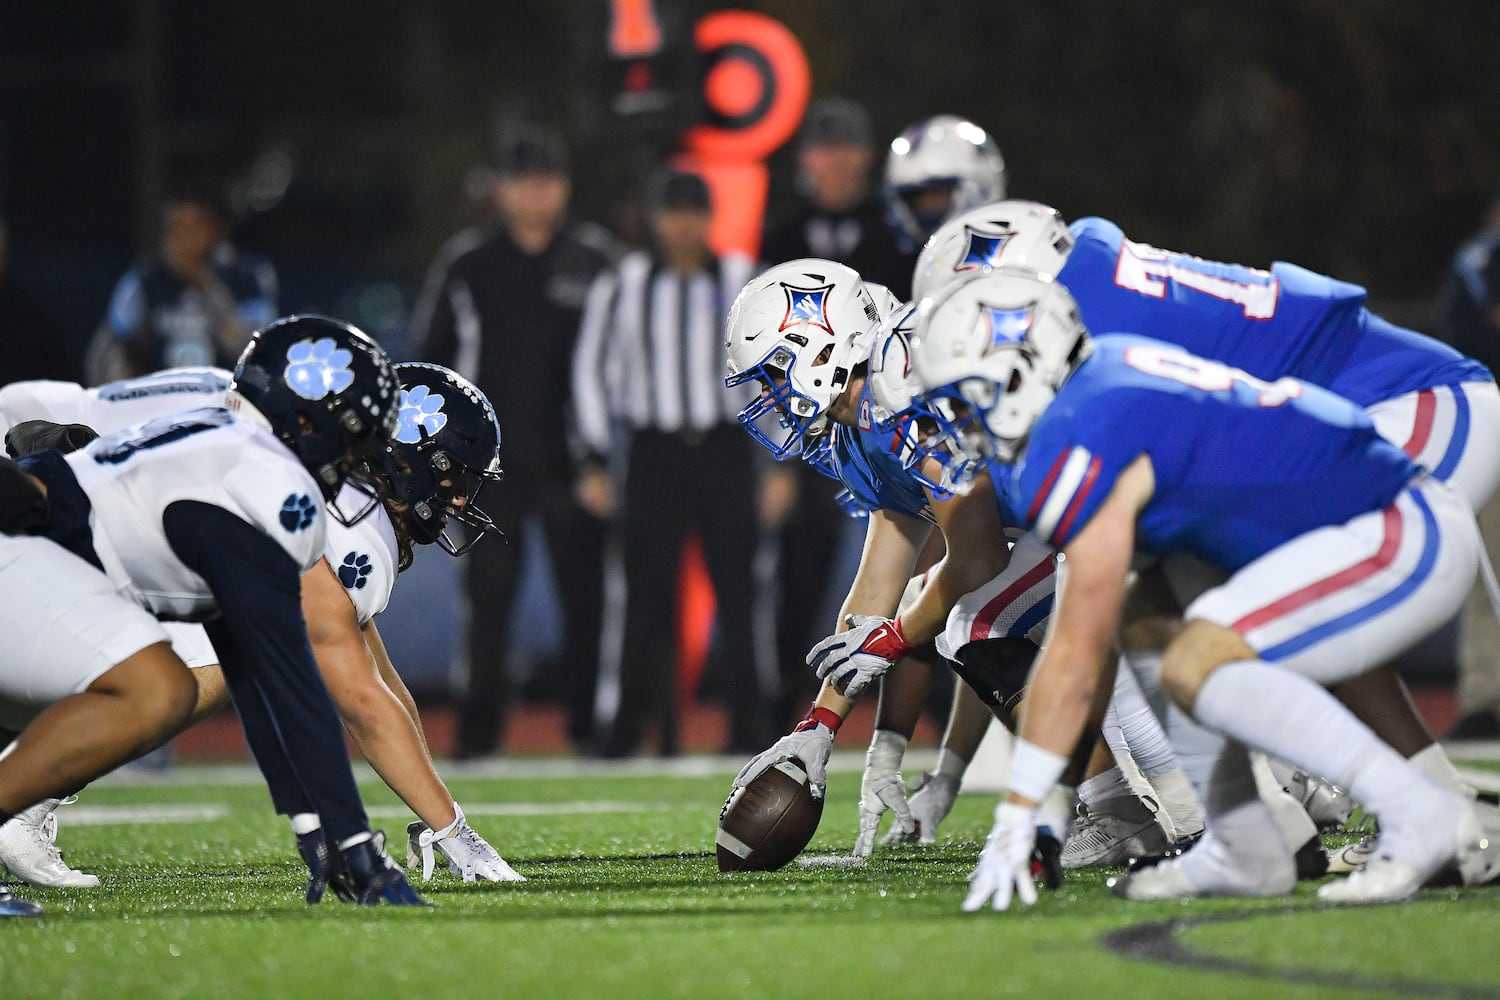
[365,624,430,756]
[872,655,934,738]
[338,682,456,831]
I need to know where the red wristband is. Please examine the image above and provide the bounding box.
[797,705,843,733]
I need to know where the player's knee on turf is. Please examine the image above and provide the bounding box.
[1159,620,1258,713]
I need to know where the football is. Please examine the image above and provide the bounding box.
[716,757,825,872]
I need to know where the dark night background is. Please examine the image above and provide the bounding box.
[3,0,1497,363]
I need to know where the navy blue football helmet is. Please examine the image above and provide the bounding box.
[387,362,503,556]
[227,314,399,523]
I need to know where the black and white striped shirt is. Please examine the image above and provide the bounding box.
[572,249,758,457]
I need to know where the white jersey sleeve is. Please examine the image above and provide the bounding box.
[0,368,232,442]
[66,408,328,620]
[323,486,399,625]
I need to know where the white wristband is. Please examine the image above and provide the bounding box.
[1007,738,1068,805]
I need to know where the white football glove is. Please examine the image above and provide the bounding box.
[884,770,961,845]
[733,723,834,800]
[853,729,914,857]
[962,802,1039,912]
[406,803,525,883]
[807,615,914,699]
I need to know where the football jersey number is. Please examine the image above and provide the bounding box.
[1124,344,1302,407]
[1113,238,1279,320]
[93,408,234,465]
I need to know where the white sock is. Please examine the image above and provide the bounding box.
[1111,657,1179,777]
[1165,701,1226,801]
[1192,661,1460,835]
[934,747,968,782]
[1410,743,1477,799]
[337,831,373,851]
[1078,766,1132,807]
[1145,767,1203,838]
[289,812,322,836]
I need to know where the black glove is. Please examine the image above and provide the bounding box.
[5,419,99,459]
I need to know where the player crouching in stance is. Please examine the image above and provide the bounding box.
[722,260,1079,868]
[0,361,522,889]
[0,315,424,916]
[902,267,1500,910]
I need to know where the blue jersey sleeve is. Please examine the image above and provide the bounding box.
[1015,392,1143,550]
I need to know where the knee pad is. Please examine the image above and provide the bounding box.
[950,636,1038,712]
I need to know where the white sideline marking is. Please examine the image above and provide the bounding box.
[49,800,692,827]
[367,800,692,818]
[60,804,229,826]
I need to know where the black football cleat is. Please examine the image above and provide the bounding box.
[341,835,430,906]
[1030,830,1064,891]
[297,828,354,904]
[0,883,42,918]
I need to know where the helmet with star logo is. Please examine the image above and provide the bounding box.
[912,199,1075,303]
[724,258,883,460]
[385,362,504,556]
[226,314,399,522]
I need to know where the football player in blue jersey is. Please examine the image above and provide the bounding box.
[902,267,1500,909]
[913,200,1498,865]
[724,259,1078,862]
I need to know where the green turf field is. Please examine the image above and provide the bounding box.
[3,761,1497,1000]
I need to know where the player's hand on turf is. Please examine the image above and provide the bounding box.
[854,729,913,856]
[732,723,834,801]
[962,802,1039,912]
[416,804,525,883]
[884,771,960,846]
[807,615,913,699]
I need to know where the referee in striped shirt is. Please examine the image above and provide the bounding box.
[572,168,780,756]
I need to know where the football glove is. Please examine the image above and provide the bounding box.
[341,834,428,906]
[962,802,1040,912]
[732,722,835,801]
[407,804,525,883]
[807,615,913,699]
[853,729,914,857]
[295,827,352,904]
[884,770,961,846]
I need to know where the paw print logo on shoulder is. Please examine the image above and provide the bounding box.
[284,338,356,401]
[395,385,448,444]
[338,551,372,590]
[280,493,318,532]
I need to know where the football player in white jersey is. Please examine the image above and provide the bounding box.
[0,315,423,916]
[0,362,523,889]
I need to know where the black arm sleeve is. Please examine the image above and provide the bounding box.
[163,500,370,841]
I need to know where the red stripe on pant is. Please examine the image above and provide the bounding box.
[1230,505,1403,634]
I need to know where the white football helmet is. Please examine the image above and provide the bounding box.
[863,281,903,322]
[725,259,882,459]
[867,300,918,428]
[912,200,1075,302]
[907,268,1091,489]
[884,115,1006,252]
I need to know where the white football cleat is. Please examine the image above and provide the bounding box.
[1062,794,1171,869]
[410,804,524,883]
[1325,836,1377,875]
[1110,829,1295,900]
[0,798,99,888]
[883,772,960,846]
[1267,758,1354,830]
[1319,800,1500,903]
